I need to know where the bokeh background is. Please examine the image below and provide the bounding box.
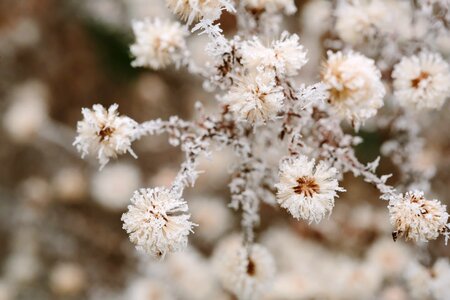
[1,0,449,299]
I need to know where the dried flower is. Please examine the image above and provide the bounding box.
[388,190,449,243]
[73,104,139,169]
[321,50,385,128]
[392,52,450,110]
[130,18,188,70]
[121,187,195,258]
[223,70,284,125]
[241,32,308,77]
[275,155,344,223]
[214,236,276,300]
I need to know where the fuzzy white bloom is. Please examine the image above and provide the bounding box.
[388,190,449,243]
[275,155,344,223]
[74,104,139,169]
[166,0,234,25]
[91,163,142,211]
[130,18,188,70]
[223,70,284,124]
[392,52,450,110]
[335,0,392,45]
[213,236,276,300]
[3,80,48,143]
[241,32,308,77]
[242,0,296,15]
[121,187,195,258]
[321,51,385,128]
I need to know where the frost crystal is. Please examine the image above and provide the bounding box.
[73,104,139,169]
[321,50,385,129]
[388,190,449,243]
[392,52,450,110]
[275,155,344,223]
[121,187,195,258]
[130,18,188,70]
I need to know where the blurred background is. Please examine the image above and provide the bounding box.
[1,0,449,299]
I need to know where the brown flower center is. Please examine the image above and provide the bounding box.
[98,126,114,141]
[247,258,256,276]
[411,71,430,88]
[293,176,320,197]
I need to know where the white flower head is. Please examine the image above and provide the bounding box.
[241,32,308,77]
[223,70,284,125]
[242,0,296,15]
[214,236,275,300]
[335,0,392,46]
[121,187,195,258]
[74,104,139,169]
[275,155,345,223]
[166,0,234,25]
[392,52,450,110]
[321,50,385,129]
[388,190,449,243]
[130,18,188,70]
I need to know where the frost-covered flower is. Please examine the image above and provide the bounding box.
[321,51,385,128]
[388,190,449,243]
[275,155,344,223]
[213,236,275,300]
[166,0,234,25]
[335,0,392,45]
[121,187,195,258]
[392,52,450,109]
[130,18,188,70]
[74,104,139,169]
[242,0,296,15]
[241,32,308,77]
[223,71,284,124]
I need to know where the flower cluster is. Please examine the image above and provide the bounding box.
[69,1,450,298]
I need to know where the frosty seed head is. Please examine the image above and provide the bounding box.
[388,190,449,243]
[275,155,345,223]
[73,104,139,169]
[121,187,195,258]
[392,52,450,110]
